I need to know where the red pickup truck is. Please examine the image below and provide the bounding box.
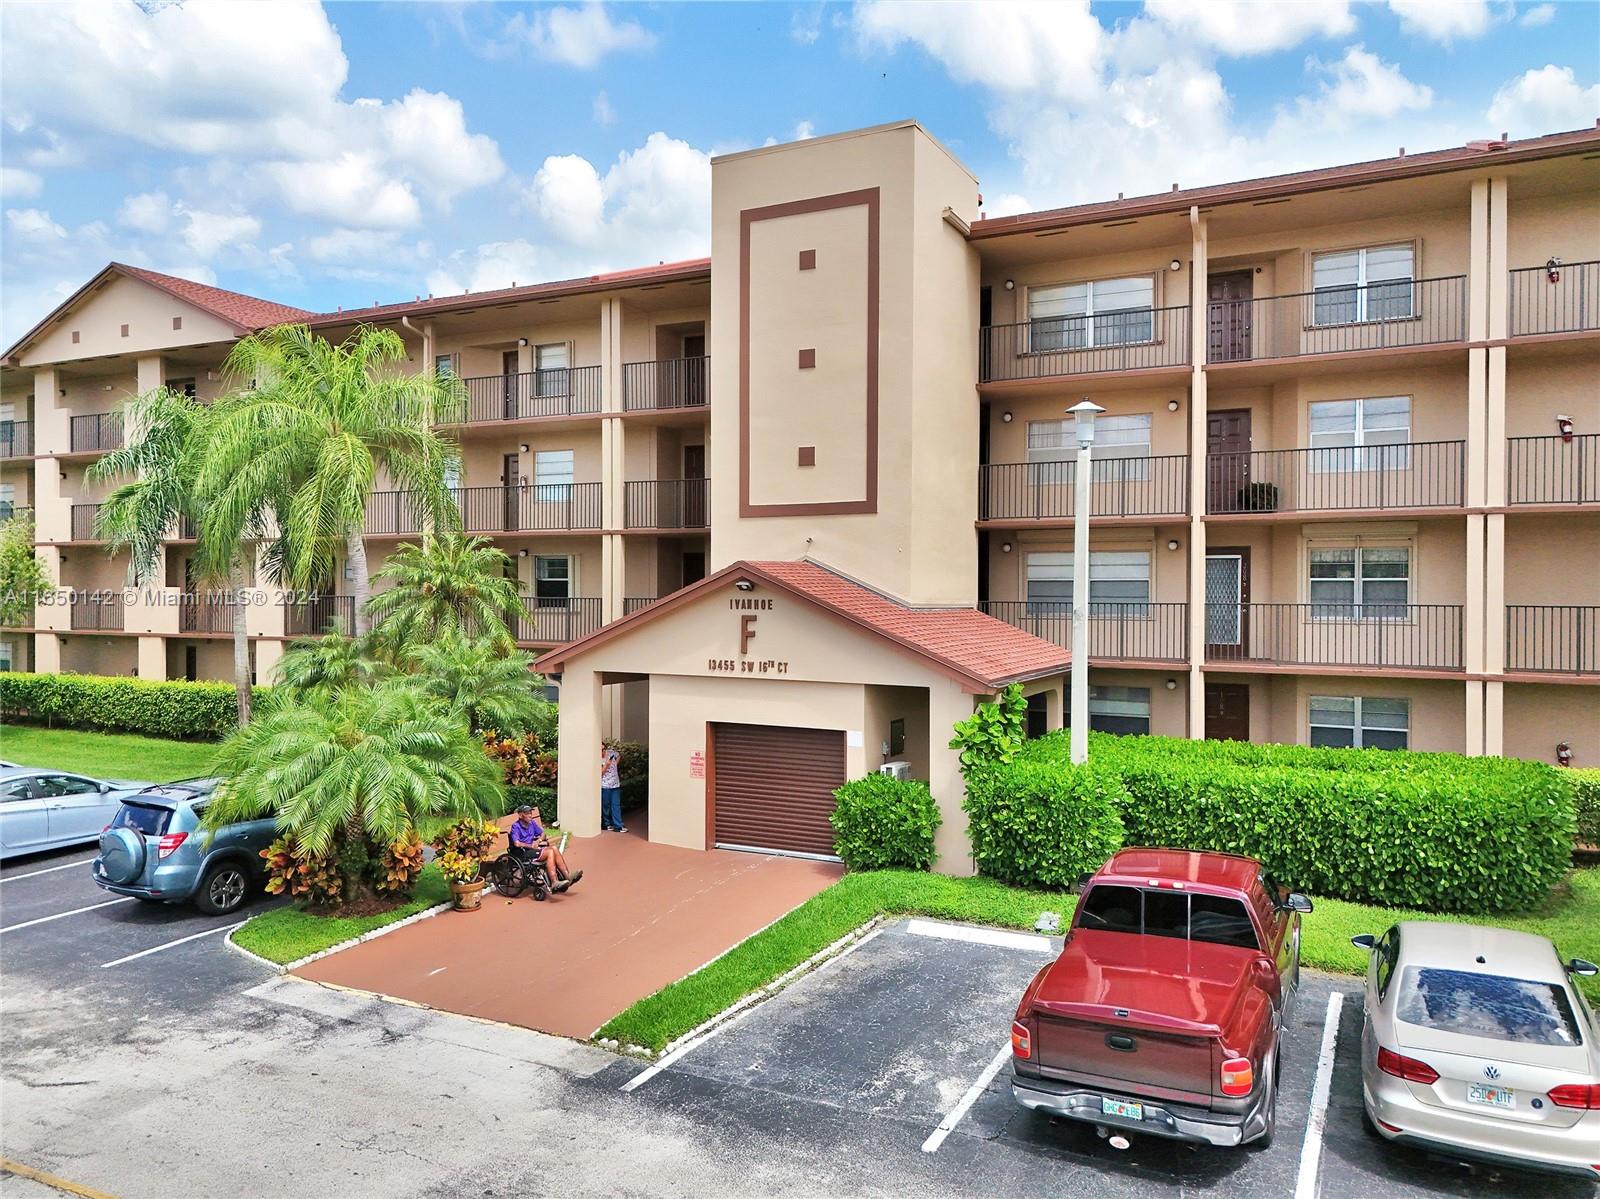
[1010,847,1312,1149]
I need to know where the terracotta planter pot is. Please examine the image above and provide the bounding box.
[449,878,486,911]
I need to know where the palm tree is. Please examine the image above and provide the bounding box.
[199,324,464,638]
[203,678,502,901]
[403,632,553,737]
[367,533,526,650]
[88,387,261,724]
[272,631,391,701]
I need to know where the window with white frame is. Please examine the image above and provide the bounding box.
[1308,397,1412,472]
[535,343,569,396]
[533,555,571,608]
[0,639,13,672]
[1028,276,1155,351]
[1027,550,1151,613]
[533,449,574,502]
[1308,546,1410,616]
[1311,244,1415,326]
[1027,413,1152,481]
[1308,695,1409,750]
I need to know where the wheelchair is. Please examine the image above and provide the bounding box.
[488,844,555,901]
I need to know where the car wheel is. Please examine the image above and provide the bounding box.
[195,862,250,915]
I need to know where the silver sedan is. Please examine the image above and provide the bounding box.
[0,767,146,860]
[1353,920,1600,1181]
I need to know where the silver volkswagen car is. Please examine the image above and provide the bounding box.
[1354,921,1600,1180]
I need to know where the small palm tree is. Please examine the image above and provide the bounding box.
[403,632,553,737]
[199,324,465,638]
[272,632,391,701]
[203,678,502,901]
[368,533,526,650]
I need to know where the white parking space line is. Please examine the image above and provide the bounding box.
[922,1042,1014,1153]
[905,920,1053,953]
[99,920,246,968]
[0,857,97,883]
[1295,990,1346,1199]
[0,897,133,934]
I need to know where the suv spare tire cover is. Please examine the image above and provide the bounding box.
[98,827,145,884]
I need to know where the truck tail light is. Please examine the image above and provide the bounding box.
[1548,1084,1600,1110]
[1011,1020,1032,1060]
[1377,1046,1439,1085]
[1220,1057,1254,1096]
[156,832,189,860]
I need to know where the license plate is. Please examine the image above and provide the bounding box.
[1101,1096,1143,1121]
[1466,1083,1514,1110]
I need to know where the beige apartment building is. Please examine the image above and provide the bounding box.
[3,120,1597,867]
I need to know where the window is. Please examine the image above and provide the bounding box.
[1309,695,1409,750]
[1312,244,1415,325]
[1026,551,1151,612]
[0,639,12,672]
[168,377,197,399]
[34,774,99,797]
[434,353,456,378]
[1026,413,1152,481]
[533,449,574,502]
[0,482,14,521]
[1028,276,1155,350]
[1088,685,1151,735]
[1308,546,1409,615]
[535,343,569,397]
[1375,926,1400,1000]
[1395,967,1582,1048]
[888,717,907,756]
[1308,397,1411,472]
[2,779,29,802]
[534,555,571,608]
[1024,694,1048,740]
[1078,885,1261,950]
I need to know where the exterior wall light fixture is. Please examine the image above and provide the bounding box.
[734,579,755,591]
[1003,279,1015,291]
[1166,539,1180,551]
[1001,411,1014,422]
[1167,399,1180,411]
[1165,678,1178,690]
[1169,259,1182,271]
[519,443,529,452]
[1000,541,1013,553]
[518,549,529,558]
[517,337,529,347]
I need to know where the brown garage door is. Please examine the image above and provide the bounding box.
[711,723,846,858]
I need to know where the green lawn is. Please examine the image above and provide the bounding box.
[0,724,217,783]
[231,864,451,965]
[598,867,1600,1053]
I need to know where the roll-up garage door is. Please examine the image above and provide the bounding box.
[711,723,846,858]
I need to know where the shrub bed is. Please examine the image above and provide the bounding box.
[1570,768,1600,847]
[1003,731,1574,913]
[964,756,1127,889]
[0,671,264,740]
[829,774,941,871]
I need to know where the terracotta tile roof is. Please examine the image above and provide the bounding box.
[535,558,1068,691]
[112,263,314,329]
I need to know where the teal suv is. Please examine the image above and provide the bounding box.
[93,780,276,915]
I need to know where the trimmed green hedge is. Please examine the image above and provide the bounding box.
[830,774,941,871]
[0,671,263,740]
[998,732,1574,913]
[505,783,556,823]
[964,756,1127,889]
[1571,768,1600,846]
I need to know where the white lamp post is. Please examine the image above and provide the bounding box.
[1068,399,1104,765]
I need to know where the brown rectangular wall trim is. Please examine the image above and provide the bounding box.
[798,249,816,270]
[798,445,816,467]
[797,347,816,369]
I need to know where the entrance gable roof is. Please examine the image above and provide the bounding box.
[534,558,1069,692]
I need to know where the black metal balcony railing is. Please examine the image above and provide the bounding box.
[515,596,603,644]
[624,478,710,530]
[282,595,355,638]
[623,596,658,616]
[71,503,102,541]
[1,420,33,458]
[69,412,124,454]
[1206,441,1465,515]
[457,367,603,423]
[1207,276,1467,364]
[70,590,124,632]
[1505,605,1599,675]
[365,483,604,535]
[1508,261,1599,337]
[624,356,709,411]
[179,592,235,635]
[979,307,1190,383]
[1205,603,1463,671]
[981,601,1189,662]
[1506,434,1599,506]
[979,457,1189,522]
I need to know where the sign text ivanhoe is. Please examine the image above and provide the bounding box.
[707,596,790,675]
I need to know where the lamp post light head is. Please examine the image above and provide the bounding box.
[1068,399,1106,448]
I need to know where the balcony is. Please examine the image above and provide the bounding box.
[365,484,604,536]
[623,596,657,616]
[978,457,1188,523]
[1507,435,1599,506]
[1205,603,1463,672]
[70,503,102,541]
[1508,261,1599,337]
[1206,442,1465,516]
[1506,606,1599,676]
[456,367,602,424]
[624,479,709,530]
[69,590,124,632]
[981,601,1188,663]
[624,357,709,412]
[516,596,602,644]
[69,412,124,454]
[979,307,1190,384]
[282,595,355,638]
[1207,276,1467,365]
[1,420,32,458]
[179,592,235,635]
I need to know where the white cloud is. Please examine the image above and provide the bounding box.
[1143,0,1356,56]
[1487,65,1600,134]
[793,121,817,140]
[260,154,423,229]
[5,208,67,242]
[373,89,505,206]
[1300,46,1434,123]
[1387,0,1493,42]
[427,239,545,297]
[117,191,172,234]
[791,7,824,45]
[527,155,608,244]
[981,192,1034,217]
[0,167,42,199]
[593,90,617,126]
[1519,4,1555,28]
[507,3,656,69]
[177,207,262,258]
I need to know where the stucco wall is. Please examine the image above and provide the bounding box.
[1502,683,1600,766]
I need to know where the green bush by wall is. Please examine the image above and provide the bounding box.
[830,774,942,871]
[0,671,264,740]
[1570,768,1600,846]
[963,756,1127,889]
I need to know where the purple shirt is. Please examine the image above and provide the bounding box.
[509,817,544,847]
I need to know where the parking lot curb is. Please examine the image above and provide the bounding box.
[224,897,460,975]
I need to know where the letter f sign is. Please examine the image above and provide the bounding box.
[740,614,757,655]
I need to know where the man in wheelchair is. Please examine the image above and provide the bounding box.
[508,805,582,893]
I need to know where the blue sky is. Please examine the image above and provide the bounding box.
[3,1,1597,344]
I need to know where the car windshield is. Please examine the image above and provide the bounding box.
[111,803,172,837]
[1078,885,1260,950]
[1395,967,1583,1047]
